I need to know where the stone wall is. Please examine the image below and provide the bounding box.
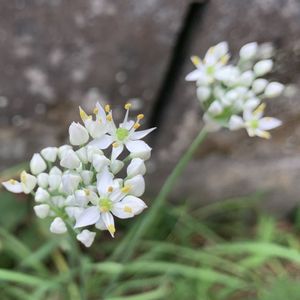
[1,0,300,213]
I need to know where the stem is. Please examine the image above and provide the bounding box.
[104,127,208,295]
[125,127,207,260]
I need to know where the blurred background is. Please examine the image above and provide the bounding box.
[1,1,300,299]
[1,0,300,214]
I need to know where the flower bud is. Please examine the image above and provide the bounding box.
[69,122,89,146]
[48,174,62,190]
[81,170,94,185]
[58,145,72,160]
[208,101,223,116]
[197,86,211,102]
[76,147,88,164]
[49,166,63,176]
[65,206,84,219]
[50,217,67,234]
[239,42,258,60]
[264,82,284,98]
[254,59,273,76]
[37,173,49,188]
[33,204,50,219]
[51,196,65,207]
[110,160,124,175]
[30,154,47,175]
[76,229,96,247]
[20,171,37,194]
[35,187,50,202]
[86,146,103,162]
[252,78,268,94]
[127,158,146,178]
[239,70,254,87]
[229,115,244,130]
[62,173,81,194]
[60,149,81,169]
[74,190,89,206]
[41,147,58,162]
[92,154,110,172]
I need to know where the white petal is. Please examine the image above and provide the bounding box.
[20,171,37,194]
[58,145,72,160]
[96,169,114,196]
[111,144,124,161]
[264,82,284,98]
[74,206,100,228]
[110,160,124,175]
[65,206,85,219]
[34,204,50,219]
[81,170,94,185]
[88,134,113,149]
[127,158,146,178]
[125,140,152,160]
[258,117,282,130]
[100,212,115,237]
[95,102,107,123]
[252,78,268,94]
[125,175,145,197]
[185,69,202,81]
[50,217,67,234]
[95,218,106,230]
[76,147,88,164]
[228,115,244,131]
[30,154,47,175]
[130,127,156,140]
[2,180,23,193]
[76,229,96,247]
[115,195,147,217]
[48,174,62,190]
[49,166,62,176]
[92,154,110,172]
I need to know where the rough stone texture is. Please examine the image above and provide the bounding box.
[153,0,300,214]
[1,0,300,213]
[0,0,189,168]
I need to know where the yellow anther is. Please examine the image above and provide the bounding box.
[108,186,113,193]
[121,185,131,194]
[20,171,27,183]
[112,142,119,148]
[93,107,99,115]
[137,114,144,120]
[220,54,230,65]
[98,119,102,124]
[108,224,116,237]
[105,104,110,113]
[106,114,112,122]
[9,179,17,184]
[191,55,201,67]
[79,106,90,121]
[124,206,133,213]
[84,189,90,196]
[254,103,266,115]
[124,103,132,110]
[260,131,271,139]
[208,46,215,54]
[133,123,140,130]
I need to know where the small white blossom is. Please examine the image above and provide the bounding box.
[30,154,47,175]
[50,217,67,234]
[264,82,284,98]
[35,187,50,202]
[60,149,81,169]
[253,59,273,76]
[76,229,96,247]
[62,173,82,194]
[239,42,258,60]
[69,122,89,146]
[37,173,49,188]
[41,147,58,162]
[34,204,50,219]
[127,158,146,178]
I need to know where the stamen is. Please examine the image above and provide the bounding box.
[79,106,90,121]
[106,114,112,122]
[108,224,116,236]
[254,103,266,115]
[124,206,133,213]
[133,123,140,130]
[112,142,119,148]
[20,171,27,183]
[105,104,110,113]
[220,54,229,64]
[84,189,90,196]
[9,179,17,184]
[121,185,131,193]
[137,114,144,120]
[191,55,201,67]
[93,107,99,115]
[107,186,113,193]
[124,103,132,110]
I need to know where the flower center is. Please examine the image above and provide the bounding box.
[116,128,129,141]
[249,119,259,129]
[99,198,113,212]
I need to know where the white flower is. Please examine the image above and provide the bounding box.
[197,86,211,102]
[74,169,147,237]
[30,154,47,175]
[264,82,284,98]
[50,217,67,234]
[110,160,124,175]
[34,204,50,219]
[239,42,258,60]
[37,173,49,188]
[207,101,223,116]
[76,229,96,247]
[20,171,37,194]
[62,173,82,194]
[76,147,88,164]
[239,70,254,87]
[80,170,94,185]
[60,149,81,169]
[48,174,62,191]
[252,78,268,94]
[69,122,89,146]
[41,147,58,162]
[254,59,273,76]
[92,154,110,172]
[230,104,282,138]
[35,187,50,202]
[2,179,23,193]
[127,158,146,178]
[58,145,72,160]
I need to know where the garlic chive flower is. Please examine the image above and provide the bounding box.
[186,41,284,139]
[2,101,154,247]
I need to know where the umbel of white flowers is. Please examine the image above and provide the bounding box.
[186,41,284,139]
[2,102,155,247]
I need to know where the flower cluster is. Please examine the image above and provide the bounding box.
[186,41,284,138]
[2,102,155,247]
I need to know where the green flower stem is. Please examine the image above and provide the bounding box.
[123,127,207,260]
